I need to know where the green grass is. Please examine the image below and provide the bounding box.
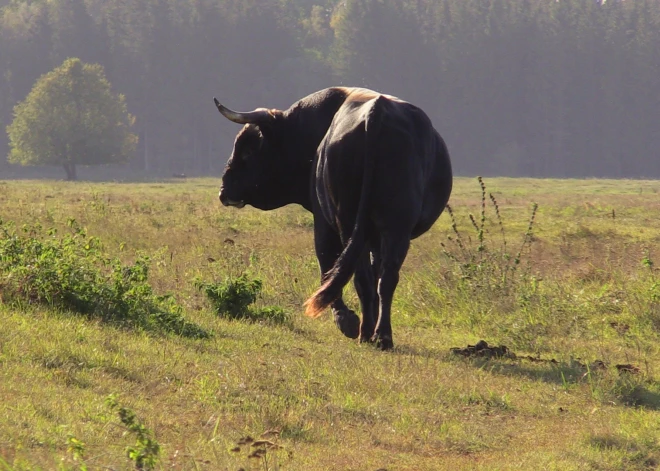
[1,177,660,470]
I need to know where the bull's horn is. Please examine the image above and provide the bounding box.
[213,97,273,124]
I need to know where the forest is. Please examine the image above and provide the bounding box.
[1,0,659,179]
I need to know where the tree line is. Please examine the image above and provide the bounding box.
[1,0,659,179]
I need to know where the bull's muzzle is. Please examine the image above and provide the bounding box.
[218,189,245,208]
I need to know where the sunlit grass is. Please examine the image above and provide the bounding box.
[1,177,659,470]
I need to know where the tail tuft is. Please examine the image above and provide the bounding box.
[303,275,341,318]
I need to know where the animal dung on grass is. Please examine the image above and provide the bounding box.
[450,340,515,359]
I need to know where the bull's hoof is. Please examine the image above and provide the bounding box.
[333,309,360,339]
[371,334,394,351]
[359,324,375,342]
[359,334,375,344]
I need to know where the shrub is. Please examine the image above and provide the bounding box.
[0,218,209,338]
[194,274,290,325]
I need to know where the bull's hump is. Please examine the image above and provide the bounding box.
[338,87,404,104]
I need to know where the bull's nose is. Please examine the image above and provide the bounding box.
[219,188,228,206]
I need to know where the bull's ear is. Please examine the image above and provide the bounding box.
[213,97,279,126]
[253,109,284,139]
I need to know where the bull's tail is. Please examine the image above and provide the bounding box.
[304,96,385,318]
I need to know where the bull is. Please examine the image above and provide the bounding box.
[214,87,452,350]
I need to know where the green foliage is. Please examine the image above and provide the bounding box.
[66,435,88,471]
[105,394,160,471]
[0,217,209,338]
[6,57,137,179]
[198,273,261,318]
[194,274,290,325]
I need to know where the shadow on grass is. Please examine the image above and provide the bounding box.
[619,384,660,410]
[391,343,449,359]
[464,358,660,411]
[476,359,583,386]
[390,341,660,411]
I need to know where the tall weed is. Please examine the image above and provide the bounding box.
[105,394,161,470]
[441,176,538,295]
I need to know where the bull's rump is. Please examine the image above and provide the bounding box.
[316,96,447,240]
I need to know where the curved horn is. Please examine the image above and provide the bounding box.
[213,97,273,124]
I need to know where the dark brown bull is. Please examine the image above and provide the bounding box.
[215,87,452,350]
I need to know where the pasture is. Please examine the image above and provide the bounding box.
[1,177,659,470]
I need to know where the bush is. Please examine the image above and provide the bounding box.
[0,218,209,338]
[194,274,290,325]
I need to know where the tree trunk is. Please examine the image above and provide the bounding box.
[63,163,77,181]
[143,124,150,172]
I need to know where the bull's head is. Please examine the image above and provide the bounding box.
[214,98,287,210]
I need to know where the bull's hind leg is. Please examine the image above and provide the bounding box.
[372,233,411,350]
[313,215,360,339]
[354,249,378,343]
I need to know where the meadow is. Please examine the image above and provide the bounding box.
[1,176,659,470]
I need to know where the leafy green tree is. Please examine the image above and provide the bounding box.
[6,57,136,180]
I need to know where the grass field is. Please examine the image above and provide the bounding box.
[1,177,660,470]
